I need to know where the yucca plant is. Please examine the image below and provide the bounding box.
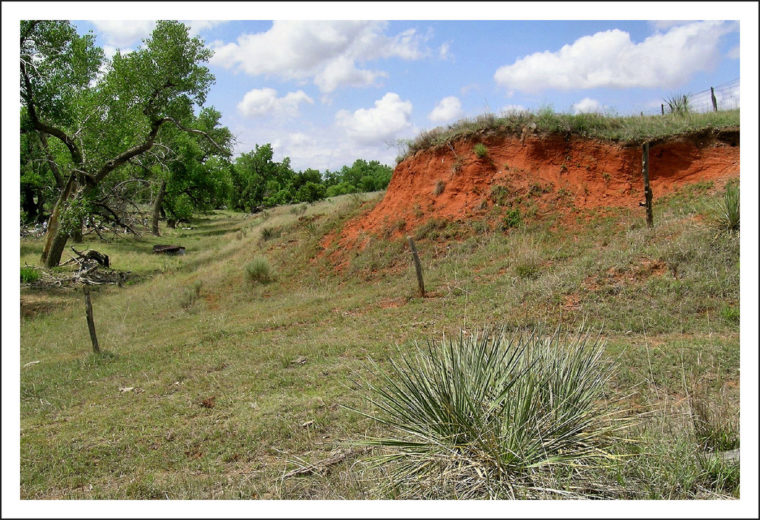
[355,327,627,498]
[715,181,739,232]
[666,94,691,116]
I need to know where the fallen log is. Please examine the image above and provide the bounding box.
[71,247,110,267]
[152,244,186,255]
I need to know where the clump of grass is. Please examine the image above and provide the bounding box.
[245,256,273,284]
[179,280,203,310]
[473,143,489,159]
[260,226,281,242]
[714,181,739,233]
[689,384,739,453]
[356,327,625,499]
[20,265,40,284]
[433,180,446,196]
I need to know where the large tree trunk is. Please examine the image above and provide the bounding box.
[41,174,77,267]
[151,180,167,236]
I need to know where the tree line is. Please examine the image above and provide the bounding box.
[20,20,393,267]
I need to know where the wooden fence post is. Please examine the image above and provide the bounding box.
[83,285,100,354]
[710,87,718,112]
[642,142,653,228]
[407,236,425,298]
[661,104,665,115]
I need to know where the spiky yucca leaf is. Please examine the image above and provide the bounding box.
[356,327,627,498]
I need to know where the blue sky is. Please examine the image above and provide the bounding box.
[67,15,743,172]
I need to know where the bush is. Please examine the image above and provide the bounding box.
[245,256,273,284]
[20,266,40,284]
[473,143,489,158]
[357,327,623,498]
[432,180,446,196]
[502,208,522,229]
[179,280,203,310]
[260,226,281,242]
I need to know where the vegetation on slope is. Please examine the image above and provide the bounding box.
[19,178,740,499]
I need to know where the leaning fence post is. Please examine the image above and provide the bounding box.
[83,284,100,354]
[642,142,653,228]
[661,103,665,115]
[407,236,425,298]
[710,87,718,112]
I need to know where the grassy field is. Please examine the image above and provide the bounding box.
[19,182,740,500]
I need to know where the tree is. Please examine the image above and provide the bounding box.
[21,20,227,266]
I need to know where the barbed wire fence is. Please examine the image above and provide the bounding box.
[629,78,740,116]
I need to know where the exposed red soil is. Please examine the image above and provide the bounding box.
[324,129,739,261]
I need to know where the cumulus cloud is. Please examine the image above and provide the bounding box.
[209,21,428,93]
[185,20,225,36]
[429,96,464,123]
[237,88,314,119]
[494,21,736,92]
[335,92,413,145]
[92,20,155,48]
[572,98,604,114]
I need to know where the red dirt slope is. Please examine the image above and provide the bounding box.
[329,129,739,253]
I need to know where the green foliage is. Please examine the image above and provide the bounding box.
[20,266,40,284]
[502,208,522,229]
[260,226,281,242]
[473,143,489,158]
[179,280,203,310]
[245,256,273,284]
[358,328,622,498]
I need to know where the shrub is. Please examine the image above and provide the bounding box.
[715,181,739,232]
[357,327,624,498]
[245,256,273,284]
[502,208,522,229]
[20,266,40,284]
[473,143,488,158]
[665,94,691,116]
[260,226,281,242]
[433,180,446,196]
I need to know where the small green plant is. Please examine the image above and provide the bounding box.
[502,208,522,229]
[356,327,624,498]
[720,305,739,324]
[245,256,273,284]
[489,185,510,206]
[714,181,739,232]
[473,143,488,159]
[20,266,40,284]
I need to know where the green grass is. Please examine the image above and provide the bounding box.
[398,108,739,161]
[19,185,739,499]
[21,265,40,284]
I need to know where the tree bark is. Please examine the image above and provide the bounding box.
[151,180,167,236]
[41,174,77,267]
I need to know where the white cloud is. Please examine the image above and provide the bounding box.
[237,88,314,119]
[438,42,452,60]
[185,20,225,36]
[648,20,690,31]
[494,21,736,92]
[429,96,464,123]
[209,21,427,93]
[335,92,413,145]
[727,45,740,59]
[92,20,155,48]
[572,98,604,114]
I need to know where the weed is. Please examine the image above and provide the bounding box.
[720,305,739,324]
[502,208,522,230]
[666,94,691,116]
[21,265,40,284]
[433,180,446,196]
[246,256,274,284]
[473,143,488,159]
[490,185,511,206]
